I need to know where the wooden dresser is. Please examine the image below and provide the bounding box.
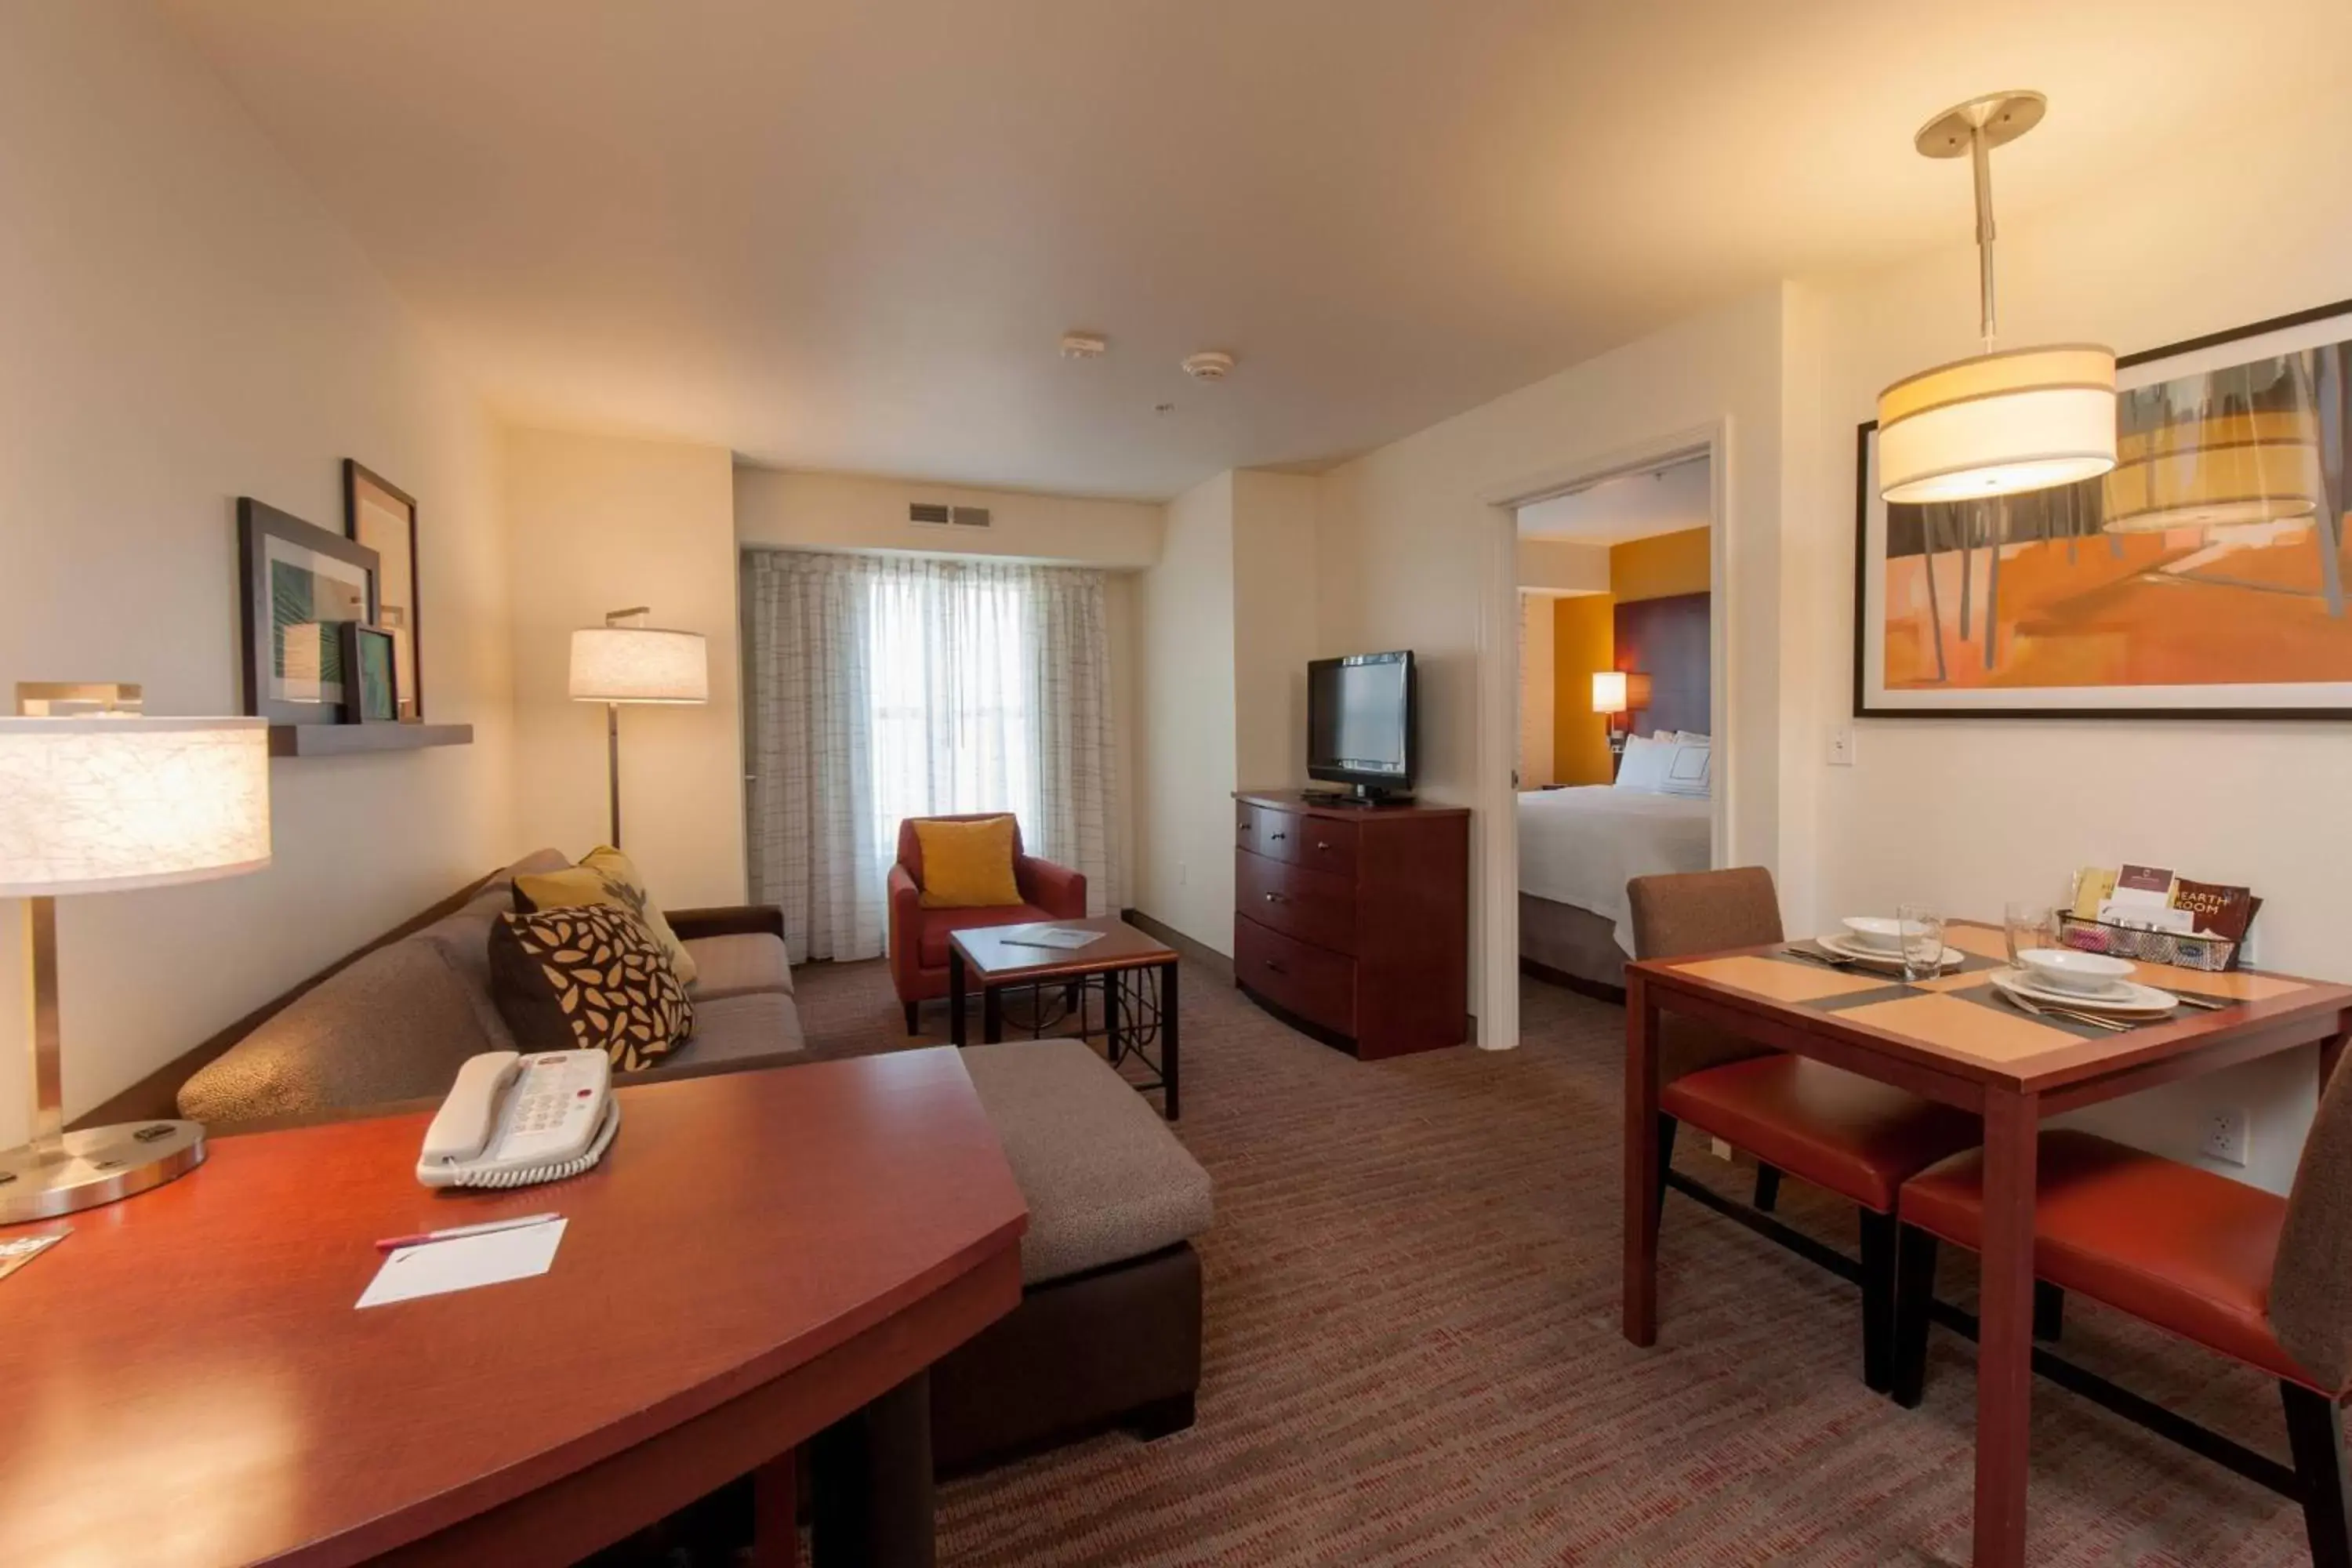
[1231,790,1471,1058]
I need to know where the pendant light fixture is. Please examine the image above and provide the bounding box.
[1876,92,2117,506]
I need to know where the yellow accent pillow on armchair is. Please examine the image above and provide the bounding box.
[914,816,1024,909]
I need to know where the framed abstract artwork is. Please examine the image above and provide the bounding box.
[1854,299,2352,719]
[344,459,423,720]
[238,497,379,724]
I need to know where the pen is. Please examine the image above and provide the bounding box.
[375,1213,561,1252]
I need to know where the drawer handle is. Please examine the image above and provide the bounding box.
[1238,821,1251,832]
[1264,960,1286,975]
[1316,840,1332,851]
[1269,831,1288,841]
[1263,891,1287,903]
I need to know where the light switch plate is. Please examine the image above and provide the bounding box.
[1827,722,1857,768]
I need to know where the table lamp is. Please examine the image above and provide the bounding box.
[1592,670,1653,759]
[568,608,708,848]
[0,684,271,1223]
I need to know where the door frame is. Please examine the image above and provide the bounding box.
[1472,419,1733,1051]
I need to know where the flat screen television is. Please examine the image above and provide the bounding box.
[1307,650,1416,801]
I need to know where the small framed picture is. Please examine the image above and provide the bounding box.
[344,460,423,720]
[338,623,400,724]
[238,497,379,725]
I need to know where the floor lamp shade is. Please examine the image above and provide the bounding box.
[0,717,272,896]
[569,628,709,704]
[1877,345,2118,505]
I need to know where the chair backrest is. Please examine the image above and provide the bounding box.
[2269,1043,2352,1392]
[1627,866,1784,959]
[895,813,1025,891]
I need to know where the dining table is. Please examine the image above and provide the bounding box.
[1621,918,2352,1566]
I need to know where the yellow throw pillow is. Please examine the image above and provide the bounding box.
[516,845,698,986]
[914,816,1023,909]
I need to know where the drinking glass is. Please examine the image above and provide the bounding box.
[2004,902,2055,965]
[1896,902,1945,982]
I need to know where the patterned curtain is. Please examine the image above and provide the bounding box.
[742,550,1122,963]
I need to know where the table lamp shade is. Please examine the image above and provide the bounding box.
[0,717,271,896]
[569,627,709,704]
[1592,672,1629,715]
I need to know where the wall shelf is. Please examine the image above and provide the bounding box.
[267,722,473,757]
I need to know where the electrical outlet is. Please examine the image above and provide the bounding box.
[1827,722,1857,768]
[2203,1106,2251,1167]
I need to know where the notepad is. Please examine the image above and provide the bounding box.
[1001,927,1104,951]
[356,1217,567,1308]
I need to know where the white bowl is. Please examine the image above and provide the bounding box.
[1842,916,1929,953]
[2017,947,2134,996]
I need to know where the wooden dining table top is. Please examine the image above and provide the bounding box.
[0,1047,1029,1568]
[1632,920,2352,1098]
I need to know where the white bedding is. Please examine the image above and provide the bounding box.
[1518,786,1712,953]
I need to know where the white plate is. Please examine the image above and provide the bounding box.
[1816,933,1965,971]
[1988,967,2178,1016]
[1842,916,1932,953]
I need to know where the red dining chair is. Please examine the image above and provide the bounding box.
[1891,1059,2352,1566]
[1632,867,1983,1391]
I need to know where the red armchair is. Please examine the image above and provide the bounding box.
[888,814,1087,1033]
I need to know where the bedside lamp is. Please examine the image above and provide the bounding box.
[1592,670,1653,758]
[569,608,708,848]
[0,685,271,1222]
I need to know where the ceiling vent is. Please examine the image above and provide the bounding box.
[908,503,952,527]
[950,506,992,528]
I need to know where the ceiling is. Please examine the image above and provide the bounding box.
[161,0,2352,501]
[1519,456,1709,545]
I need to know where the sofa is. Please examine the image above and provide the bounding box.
[887,814,1087,1034]
[165,850,1210,1472]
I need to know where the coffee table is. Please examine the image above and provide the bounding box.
[948,915,1181,1120]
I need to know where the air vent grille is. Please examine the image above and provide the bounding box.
[950,506,992,528]
[908,503,951,526]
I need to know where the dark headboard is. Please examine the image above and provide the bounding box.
[1613,592,1710,737]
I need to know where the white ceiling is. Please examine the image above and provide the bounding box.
[160,0,2352,501]
[1519,457,1709,545]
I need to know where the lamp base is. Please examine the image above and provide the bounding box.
[0,1120,205,1225]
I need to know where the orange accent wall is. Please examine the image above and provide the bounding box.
[1551,593,1616,786]
[1610,527,1710,603]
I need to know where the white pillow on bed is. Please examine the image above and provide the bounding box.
[1661,739,1711,798]
[1615,734,1673,791]
[1672,730,1710,745]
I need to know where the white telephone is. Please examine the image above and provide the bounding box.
[417,1050,620,1189]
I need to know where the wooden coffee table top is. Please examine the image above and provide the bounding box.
[0,1048,1029,1568]
[951,915,1178,984]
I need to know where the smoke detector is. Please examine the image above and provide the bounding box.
[1060,332,1108,360]
[1181,350,1236,381]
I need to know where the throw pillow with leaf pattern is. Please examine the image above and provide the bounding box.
[514,845,698,986]
[488,903,693,1071]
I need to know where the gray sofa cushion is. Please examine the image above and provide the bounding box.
[961,1038,1212,1286]
[683,933,794,1000]
[177,935,501,1124]
[669,990,805,1066]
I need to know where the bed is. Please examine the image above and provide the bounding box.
[1518,783,1711,995]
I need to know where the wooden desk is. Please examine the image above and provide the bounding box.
[949,916,1181,1120]
[1623,923,2352,1566]
[0,1048,1029,1568]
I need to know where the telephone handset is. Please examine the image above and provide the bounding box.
[417,1050,619,1189]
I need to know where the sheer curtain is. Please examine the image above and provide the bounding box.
[742,550,1123,962]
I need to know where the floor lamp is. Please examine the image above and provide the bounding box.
[568,608,709,849]
[0,685,271,1223]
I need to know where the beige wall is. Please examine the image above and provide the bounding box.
[1517,594,1557,786]
[504,429,745,907]
[1316,286,1782,1042]
[1134,474,1239,950]
[1514,538,1610,595]
[1231,470,1321,790]
[1791,91,2352,1192]
[0,2,518,1141]
[734,466,1161,568]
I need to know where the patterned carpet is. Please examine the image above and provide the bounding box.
[790,954,2316,1566]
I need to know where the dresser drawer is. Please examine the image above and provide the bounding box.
[1235,847,1356,953]
[1236,915,1356,1036]
[1236,803,1359,878]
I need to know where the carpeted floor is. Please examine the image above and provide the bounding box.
[790,954,2314,1566]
